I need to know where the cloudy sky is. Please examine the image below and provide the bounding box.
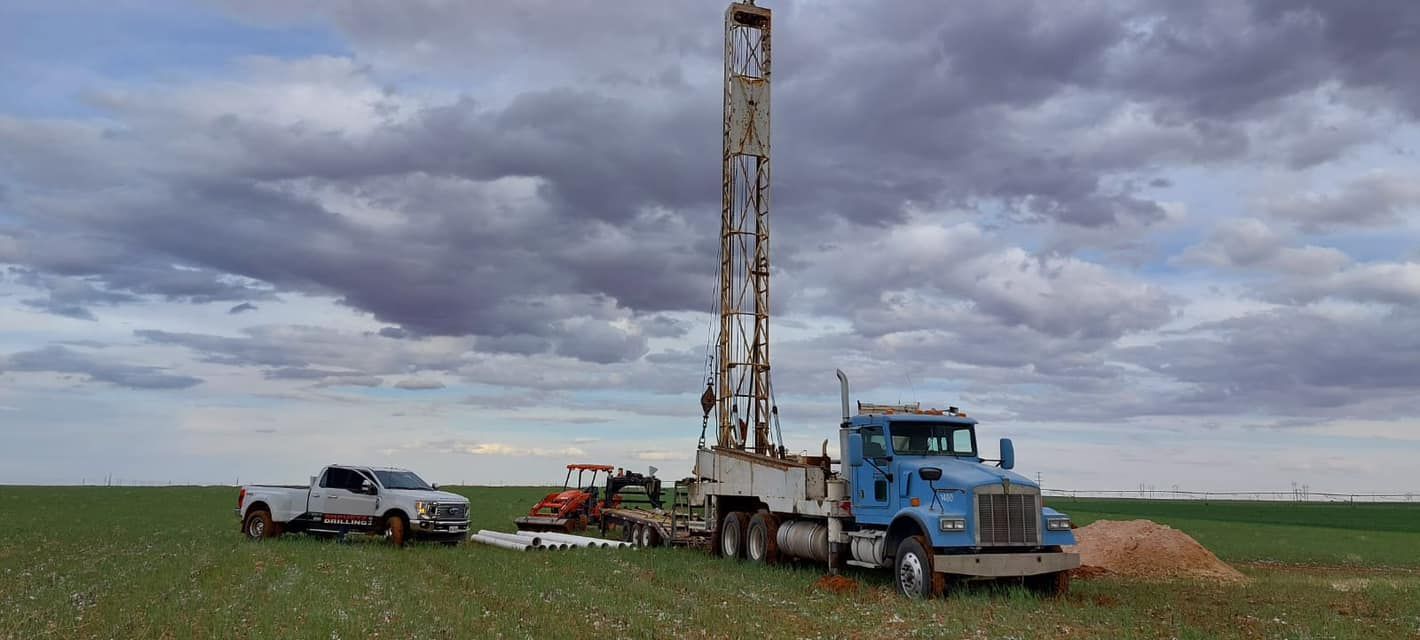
[1,1,1417,492]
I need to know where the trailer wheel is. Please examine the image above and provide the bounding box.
[382,515,408,548]
[746,513,780,564]
[620,521,634,543]
[631,523,646,547]
[243,510,277,540]
[719,511,750,559]
[1025,570,1070,597]
[894,535,942,599]
[640,524,662,548]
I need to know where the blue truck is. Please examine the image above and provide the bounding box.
[603,370,1079,597]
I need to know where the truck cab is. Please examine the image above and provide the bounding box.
[842,403,1079,594]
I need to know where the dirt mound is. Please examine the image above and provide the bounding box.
[1065,519,1247,583]
[814,574,859,594]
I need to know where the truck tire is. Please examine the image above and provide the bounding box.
[243,510,277,540]
[1025,570,1070,597]
[894,535,943,599]
[640,524,662,548]
[383,515,408,548]
[719,511,750,559]
[631,523,646,547]
[746,513,780,564]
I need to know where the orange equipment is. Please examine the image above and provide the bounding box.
[514,464,617,533]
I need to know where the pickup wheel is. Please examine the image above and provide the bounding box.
[382,515,408,548]
[895,535,944,599]
[719,511,750,559]
[746,513,780,564]
[243,510,278,540]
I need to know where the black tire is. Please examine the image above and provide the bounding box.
[719,511,750,559]
[894,536,941,599]
[632,523,646,548]
[620,522,634,543]
[243,510,276,540]
[642,525,662,548]
[1025,570,1070,597]
[383,514,408,548]
[746,513,780,564]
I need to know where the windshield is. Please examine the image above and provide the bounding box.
[373,470,433,491]
[889,422,977,457]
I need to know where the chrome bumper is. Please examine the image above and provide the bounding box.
[934,552,1080,577]
[413,519,469,534]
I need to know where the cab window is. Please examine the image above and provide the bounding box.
[861,426,888,459]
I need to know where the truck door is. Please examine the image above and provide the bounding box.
[852,426,891,525]
[316,467,380,530]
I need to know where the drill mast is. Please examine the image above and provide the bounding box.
[716,2,774,455]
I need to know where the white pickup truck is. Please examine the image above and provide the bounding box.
[236,465,470,546]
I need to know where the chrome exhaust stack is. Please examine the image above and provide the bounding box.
[836,369,850,428]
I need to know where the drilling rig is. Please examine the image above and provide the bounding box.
[602,1,1081,598]
[714,0,776,457]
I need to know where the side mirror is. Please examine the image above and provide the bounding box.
[360,480,377,495]
[999,438,1015,470]
[431,483,440,490]
[846,433,864,467]
[918,467,942,482]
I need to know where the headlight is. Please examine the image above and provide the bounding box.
[1047,518,1072,531]
[938,517,966,531]
[416,501,437,518]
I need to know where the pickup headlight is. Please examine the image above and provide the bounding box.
[1047,518,1072,531]
[416,501,437,518]
[938,517,966,532]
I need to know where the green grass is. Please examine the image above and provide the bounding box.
[1053,497,1420,567]
[0,487,1417,639]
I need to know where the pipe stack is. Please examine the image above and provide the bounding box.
[470,529,630,551]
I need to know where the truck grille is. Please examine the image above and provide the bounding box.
[435,504,468,521]
[976,493,1039,546]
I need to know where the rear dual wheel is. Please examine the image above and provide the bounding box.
[745,513,780,564]
[718,511,750,559]
[242,510,280,540]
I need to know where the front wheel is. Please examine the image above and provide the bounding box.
[243,510,278,540]
[894,536,942,599]
[1025,570,1070,597]
[383,515,408,548]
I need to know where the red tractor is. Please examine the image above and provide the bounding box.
[515,464,661,533]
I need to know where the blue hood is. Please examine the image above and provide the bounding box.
[902,457,1035,493]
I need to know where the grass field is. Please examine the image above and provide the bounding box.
[2,487,1417,639]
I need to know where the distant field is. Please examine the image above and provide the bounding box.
[1053,497,1420,567]
[2,486,1417,639]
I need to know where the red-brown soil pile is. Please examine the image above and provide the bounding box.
[1065,519,1247,583]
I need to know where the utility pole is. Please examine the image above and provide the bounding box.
[716,1,774,456]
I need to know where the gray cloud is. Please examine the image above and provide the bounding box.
[3,0,1414,349]
[1262,171,1420,231]
[0,345,203,390]
[393,378,446,391]
[228,302,258,314]
[1119,307,1420,415]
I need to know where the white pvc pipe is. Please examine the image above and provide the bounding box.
[470,534,531,551]
[535,530,632,549]
[478,530,543,547]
